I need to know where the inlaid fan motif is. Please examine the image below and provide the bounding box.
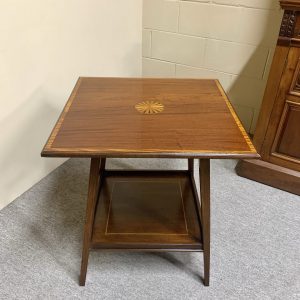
[135,101,164,114]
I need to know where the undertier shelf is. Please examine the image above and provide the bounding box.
[91,171,203,251]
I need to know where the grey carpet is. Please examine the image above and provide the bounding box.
[0,158,299,300]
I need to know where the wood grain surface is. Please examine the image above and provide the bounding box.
[41,77,258,159]
[91,170,202,250]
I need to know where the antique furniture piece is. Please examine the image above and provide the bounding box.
[41,77,258,286]
[236,0,300,195]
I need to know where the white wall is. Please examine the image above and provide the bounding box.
[142,0,283,133]
[0,0,142,210]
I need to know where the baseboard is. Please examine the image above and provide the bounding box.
[236,159,300,196]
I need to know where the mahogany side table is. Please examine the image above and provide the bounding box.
[41,77,258,286]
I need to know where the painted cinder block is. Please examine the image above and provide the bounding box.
[143,0,179,32]
[151,31,206,68]
[143,58,176,77]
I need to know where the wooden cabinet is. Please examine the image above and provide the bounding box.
[236,0,300,195]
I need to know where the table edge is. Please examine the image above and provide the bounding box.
[43,77,83,152]
[41,148,260,159]
[214,80,256,154]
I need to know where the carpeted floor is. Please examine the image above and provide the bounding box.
[0,158,299,299]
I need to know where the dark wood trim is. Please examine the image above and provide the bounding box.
[280,38,300,48]
[236,159,300,196]
[90,248,203,252]
[290,38,300,47]
[271,152,300,165]
[103,170,189,176]
[91,244,202,251]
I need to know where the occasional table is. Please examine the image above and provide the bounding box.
[41,77,258,286]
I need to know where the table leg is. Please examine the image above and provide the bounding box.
[189,158,204,245]
[188,158,194,174]
[200,159,210,286]
[79,157,106,286]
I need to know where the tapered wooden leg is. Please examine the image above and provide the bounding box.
[189,158,203,240]
[79,157,106,286]
[200,159,210,286]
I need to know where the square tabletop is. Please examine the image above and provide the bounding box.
[41,77,259,159]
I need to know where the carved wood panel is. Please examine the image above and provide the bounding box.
[278,10,300,47]
[280,10,297,38]
[271,100,300,161]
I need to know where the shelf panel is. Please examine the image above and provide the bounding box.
[91,171,202,250]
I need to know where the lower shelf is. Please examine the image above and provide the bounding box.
[91,170,202,251]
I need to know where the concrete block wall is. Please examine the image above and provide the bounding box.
[142,0,283,133]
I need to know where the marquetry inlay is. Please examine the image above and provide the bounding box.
[135,101,164,114]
